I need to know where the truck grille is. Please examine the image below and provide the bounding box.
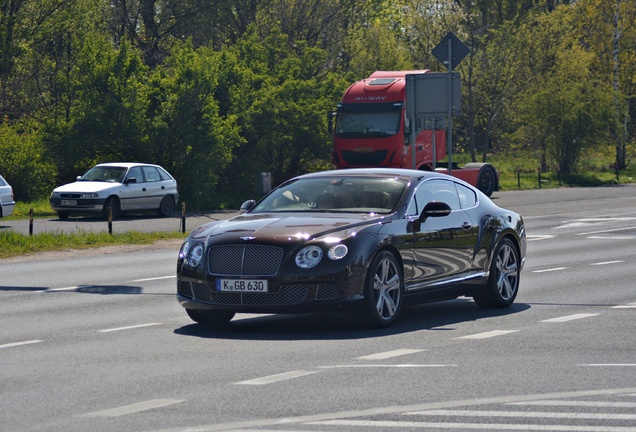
[208,245,284,276]
[341,150,388,166]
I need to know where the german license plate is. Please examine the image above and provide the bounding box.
[61,199,77,206]
[216,279,268,292]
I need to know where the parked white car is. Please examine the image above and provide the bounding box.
[0,174,15,218]
[50,162,179,220]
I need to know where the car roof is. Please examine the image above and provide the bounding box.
[297,168,451,183]
[94,162,162,169]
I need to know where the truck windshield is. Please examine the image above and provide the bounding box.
[336,111,400,138]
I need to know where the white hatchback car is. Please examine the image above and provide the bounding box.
[50,162,179,220]
[0,174,15,218]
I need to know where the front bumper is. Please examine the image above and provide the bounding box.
[50,197,106,212]
[176,276,365,314]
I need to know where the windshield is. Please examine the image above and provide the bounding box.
[80,166,127,183]
[252,176,408,214]
[336,111,400,138]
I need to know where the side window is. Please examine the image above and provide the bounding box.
[157,167,172,181]
[143,166,161,182]
[407,179,462,215]
[126,167,143,183]
[456,183,477,209]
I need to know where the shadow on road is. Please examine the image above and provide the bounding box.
[173,299,531,341]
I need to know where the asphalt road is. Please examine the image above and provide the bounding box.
[2,185,636,432]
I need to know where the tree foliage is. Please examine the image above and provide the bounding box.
[0,0,634,206]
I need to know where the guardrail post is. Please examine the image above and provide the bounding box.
[107,207,113,234]
[181,202,186,233]
[29,209,34,236]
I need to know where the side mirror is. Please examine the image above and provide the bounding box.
[76,176,82,181]
[419,201,452,223]
[240,199,256,214]
[125,177,137,184]
[327,111,337,135]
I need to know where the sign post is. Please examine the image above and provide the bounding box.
[431,32,470,175]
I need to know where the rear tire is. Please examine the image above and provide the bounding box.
[186,308,235,325]
[362,250,403,328]
[473,237,520,308]
[465,163,497,197]
[158,196,175,217]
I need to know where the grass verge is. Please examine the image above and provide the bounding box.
[0,229,187,259]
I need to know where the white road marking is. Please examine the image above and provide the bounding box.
[80,399,184,417]
[0,340,43,349]
[318,364,457,369]
[36,286,80,293]
[131,276,175,282]
[590,260,625,266]
[577,225,636,236]
[587,235,636,240]
[539,313,599,323]
[612,303,636,309]
[532,267,568,273]
[307,419,636,430]
[98,323,162,333]
[509,400,636,408]
[236,370,321,385]
[404,408,636,420]
[526,235,555,241]
[357,349,425,360]
[458,330,519,340]
[579,364,636,367]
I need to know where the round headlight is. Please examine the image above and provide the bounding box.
[295,245,323,269]
[188,244,204,267]
[328,244,348,260]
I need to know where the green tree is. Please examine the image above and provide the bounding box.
[144,41,243,207]
[0,119,56,201]
[518,39,614,174]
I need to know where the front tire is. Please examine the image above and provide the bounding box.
[186,308,235,325]
[362,251,403,328]
[57,211,70,220]
[473,237,520,308]
[102,196,121,219]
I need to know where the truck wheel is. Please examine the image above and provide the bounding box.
[465,163,498,197]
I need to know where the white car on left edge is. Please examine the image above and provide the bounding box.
[0,174,15,218]
[50,162,179,220]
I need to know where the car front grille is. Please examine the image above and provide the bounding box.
[178,281,344,306]
[208,245,284,276]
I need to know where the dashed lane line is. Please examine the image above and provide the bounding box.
[532,267,568,273]
[235,370,321,385]
[98,323,163,333]
[356,349,425,360]
[457,330,519,340]
[539,313,600,323]
[80,399,184,417]
[0,339,43,349]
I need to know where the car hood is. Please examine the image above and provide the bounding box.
[53,181,122,193]
[189,212,389,243]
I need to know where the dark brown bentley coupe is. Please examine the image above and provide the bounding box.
[177,168,526,328]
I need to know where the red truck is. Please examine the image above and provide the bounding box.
[329,70,498,196]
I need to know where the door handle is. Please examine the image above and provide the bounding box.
[161,186,165,189]
[461,222,472,230]
[142,188,146,192]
